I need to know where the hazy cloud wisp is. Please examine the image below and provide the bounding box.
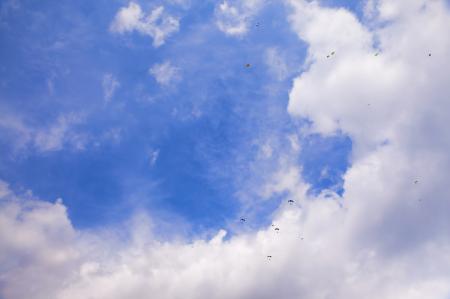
[110,2,179,47]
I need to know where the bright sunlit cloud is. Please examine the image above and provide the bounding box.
[110,2,179,47]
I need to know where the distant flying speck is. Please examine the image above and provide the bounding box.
[245,63,251,68]
[331,51,335,55]
[429,53,432,57]
[240,218,246,222]
[274,227,280,232]
[288,199,294,204]
[414,180,419,184]
[375,52,379,56]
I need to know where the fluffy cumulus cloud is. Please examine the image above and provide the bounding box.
[215,0,264,36]
[286,0,450,295]
[110,2,179,47]
[0,183,79,299]
[149,61,181,86]
[2,0,450,298]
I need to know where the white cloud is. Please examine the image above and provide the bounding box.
[284,0,450,294]
[2,167,450,299]
[287,0,372,64]
[215,0,265,36]
[34,114,87,152]
[0,112,34,150]
[0,190,79,299]
[110,2,179,47]
[286,0,450,154]
[149,61,180,86]
[102,73,120,103]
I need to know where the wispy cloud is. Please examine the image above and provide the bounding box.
[215,0,264,36]
[265,47,289,81]
[102,73,120,104]
[0,112,88,153]
[110,2,179,47]
[149,61,181,86]
[34,113,88,152]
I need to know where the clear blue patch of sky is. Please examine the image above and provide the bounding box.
[0,0,354,234]
[300,133,352,196]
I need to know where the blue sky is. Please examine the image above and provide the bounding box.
[0,0,351,232]
[2,1,450,298]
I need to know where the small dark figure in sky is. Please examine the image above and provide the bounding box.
[414,180,419,184]
[288,199,294,204]
[240,218,246,222]
[429,53,432,57]
[245,63,251,68]
[274,227,280,232]
[267,255,272,260]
